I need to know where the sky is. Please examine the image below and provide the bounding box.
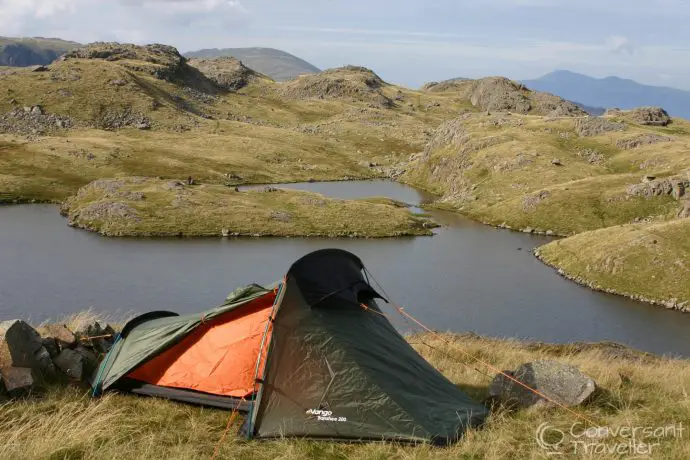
[1,0,689,90]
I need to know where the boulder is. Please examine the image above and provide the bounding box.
[37,324,77,349]
[679,200,690,219]
[54,349,84,381]
[0,367,34,396]
[488,360,596,408]
[628,107,671,126]
[42,338,60,358]
[0,320,56,377]
[75,322,116,354]
[75,347,100,382]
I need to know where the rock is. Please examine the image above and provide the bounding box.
[54,349,84,381]
[488,360,596,408]
[31,65,49,72]
[56,119,66,129]
[642,175,656,183]
[628,177,690,200]
[75,322,116,354]
[616,134,672,150]
[135,121,150,130]
[0,367,34,396]
[37,324,77,349]
[0,320,56,377]
[522,190,551,212]
[42,338,59,358]
[30,105,43,115]
[262,186,279,193]
[628,107,671,126]
[110,79,127,86]
[551,159,562,166]
[270,211,292,222]
[575,117,625,137]
[75,347,99,381]
[546,230,555,236]
[678,201,690,218]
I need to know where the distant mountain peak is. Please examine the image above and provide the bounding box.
[523,70,690,119]
[183,47,319,82]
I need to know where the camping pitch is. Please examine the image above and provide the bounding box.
[92,249,488,444]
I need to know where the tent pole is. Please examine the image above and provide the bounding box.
[246,278,285,438]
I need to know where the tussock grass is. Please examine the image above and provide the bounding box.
[0,333,687,459]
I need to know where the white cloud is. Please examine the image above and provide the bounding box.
[0,0,79,34]
[606,35,635,54]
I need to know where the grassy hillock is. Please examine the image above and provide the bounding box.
[0,43,474,207]
[0,332,687,459]
[59,177,434,237]
[536,218,690,309]
[403,111,690,235]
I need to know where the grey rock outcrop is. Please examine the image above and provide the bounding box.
[488,360,596,408]
[0,320,56,377]
[628,107,671,126]
[627,177,688,200]
[54,349,84,381]
[575,117,626,137]
[0,367,34,396]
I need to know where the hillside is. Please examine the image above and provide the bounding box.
[537,217,690,310]
[403,107,689,236]
[524,70,690,119]
[0,36,81,67]
[1,41,689,306]
[183,47,320,81]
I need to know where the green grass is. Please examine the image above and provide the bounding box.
[404,114,690,235]
[536,218,690,307]
[0,333,687,459]
[60,177,434,237]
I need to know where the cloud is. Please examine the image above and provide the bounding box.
[606,35,635,54]
[0,0,79,34]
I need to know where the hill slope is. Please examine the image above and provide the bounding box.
[0,36,81,66]
[524,70,690,119]
[183,47,319,81]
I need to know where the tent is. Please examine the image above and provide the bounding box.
[92,249,487,444]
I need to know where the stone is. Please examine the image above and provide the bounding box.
[488,360,596,408]
[628,107,671,126]
[135,121,150,130]
[110,79,127,86]
[679,201,690,219]
[30,105,43,115]
[42,338,59,358]
[0,367,34,396]
[75,347,99,380]
[75,322,115,354]
[37,324,77,349]
[642,175,656,183]
[54,349,84,381]
[31,65,49,72]
[0,320,55,376]
[551,158,562,166]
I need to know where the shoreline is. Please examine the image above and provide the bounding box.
[534,247,690,314]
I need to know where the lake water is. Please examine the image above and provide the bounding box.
[1,180,688,356]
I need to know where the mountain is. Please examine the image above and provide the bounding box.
[524,70,690,119]
[0,37,81,67]
[183,47,320,82]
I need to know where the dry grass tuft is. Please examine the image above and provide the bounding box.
[0,333,687,459]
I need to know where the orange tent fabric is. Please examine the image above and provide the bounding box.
[127,292,276,397]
